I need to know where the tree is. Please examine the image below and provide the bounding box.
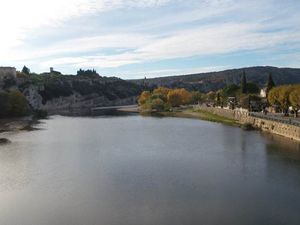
[241,71,247,94]
[206,91,216,101]
[268,87,280,106]
[167,89,182,107]
[190,91,203,104]
[153,87,170,102]
[77,69,99,77]
[150,98,166,111]
[0,92,11,117]
[22,66,30,75]
[8,90,28,116]
[246,82,260,94]
[223,84,240,97]
[216,92,221,106]
[266,73,275,90]
[167,88,191,107]
[138,91,151,106]
[289,86,300,117]
[268,85,294,115]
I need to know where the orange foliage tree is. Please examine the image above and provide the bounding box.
[167,88,191,107]
[138,91,151,105]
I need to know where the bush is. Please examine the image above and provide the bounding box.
[8,90,29,117]
[0,91,29,117]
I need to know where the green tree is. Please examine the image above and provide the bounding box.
[266,73,275,90]
[8,90,28,117]
[216,92,221,106]
[190,91,203,104]
[241,71,247,94]
[206,91,216,103]
[223,84,240,97]
[150,98,166,111]
[22,66,30,75]
[246,82,260,94]
[0,92,11,117]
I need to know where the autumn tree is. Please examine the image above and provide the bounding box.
[167,89,182,107]
[167,88,191,107]
[138,91,151,105]
[153,87,170,102]
[289,86,300,117]
[150,98,166,111]
[268,85,294,115]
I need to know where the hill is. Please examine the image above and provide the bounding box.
[129,66,300,92]
[0,73,142,115]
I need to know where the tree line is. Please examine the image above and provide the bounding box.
[268,85,300,117]
[138,87,203,112]
[138,72,300,117]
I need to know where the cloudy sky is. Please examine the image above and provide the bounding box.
[1,0,299,78]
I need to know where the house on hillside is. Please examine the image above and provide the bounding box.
[260,87,268,98]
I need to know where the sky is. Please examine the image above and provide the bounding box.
[0,0,300,79]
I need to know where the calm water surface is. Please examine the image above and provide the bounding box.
[1,115,300,225]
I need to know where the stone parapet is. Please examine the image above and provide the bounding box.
[197,105,300,142]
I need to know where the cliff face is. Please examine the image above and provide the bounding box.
[6,74,142,115]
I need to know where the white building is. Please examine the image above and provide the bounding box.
[260,87,268,98]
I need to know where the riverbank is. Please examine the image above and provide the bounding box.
[195,106,300,142]
[141,108,240,127]
[140,106,300,142]
[0,116,37,133]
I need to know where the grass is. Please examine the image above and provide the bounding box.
[149,108,239,126]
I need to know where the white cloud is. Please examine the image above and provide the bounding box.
[0,0,170,57]
[1,0,299,75]
[38,22,300,69]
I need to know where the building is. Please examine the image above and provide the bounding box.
[260,87,268,98]
[0,67,16,80]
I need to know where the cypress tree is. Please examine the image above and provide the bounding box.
[241,71,247,94]
[266,73,275,90]
[22,66,30,75]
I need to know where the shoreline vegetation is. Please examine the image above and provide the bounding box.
[137,86,245,127]
[141,108,239,127]
[0,116,39,133]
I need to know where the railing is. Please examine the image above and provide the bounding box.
[249,112,300,127]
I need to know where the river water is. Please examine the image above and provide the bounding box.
[1,115,300,225]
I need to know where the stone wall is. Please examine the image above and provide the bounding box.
[198,105,300,142]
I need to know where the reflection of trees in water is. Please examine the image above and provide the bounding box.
[264,133,300,162]
[264,133,300,188]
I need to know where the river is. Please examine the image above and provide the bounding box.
[1,115,300,225]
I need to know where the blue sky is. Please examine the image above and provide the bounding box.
[1,0,300,79]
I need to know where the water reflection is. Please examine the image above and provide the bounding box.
[0,116,300,225]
